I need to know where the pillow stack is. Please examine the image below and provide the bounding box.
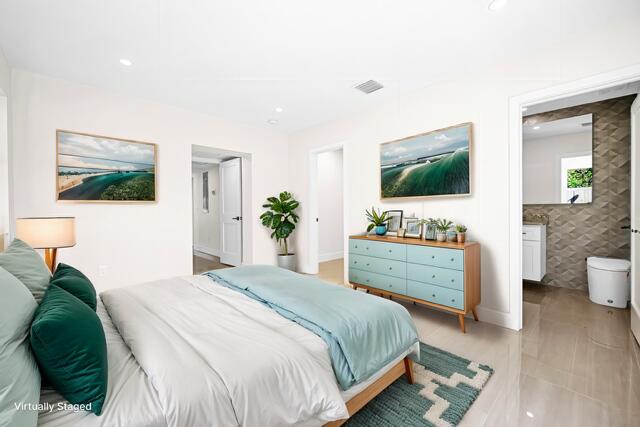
[0,239,108,422]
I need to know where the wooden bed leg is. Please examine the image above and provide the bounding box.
[403,358,414,384]
[458,314,466,333]
[471,307,479,321]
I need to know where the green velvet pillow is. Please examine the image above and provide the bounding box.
[0,238,51,303]
[30,284,108,415]
[0,267,41,427]
[51,263,97,311]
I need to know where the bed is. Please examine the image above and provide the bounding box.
[37,270,420,427]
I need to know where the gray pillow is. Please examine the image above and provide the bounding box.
[0,267,41,427]
[0,239,51,304]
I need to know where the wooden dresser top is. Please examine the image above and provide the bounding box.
[349,234,478,249]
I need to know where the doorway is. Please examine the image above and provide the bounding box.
[308,144,345,285]
[191,145,252,273]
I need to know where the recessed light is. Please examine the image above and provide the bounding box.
[119,58,133,67]
[267,119,278,125]
[533,126,541,130]
[275,107,283,113]
[488,0,507,11]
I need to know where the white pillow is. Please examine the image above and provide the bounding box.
[0,267,41,427]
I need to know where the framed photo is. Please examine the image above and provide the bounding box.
[424,222,437,240]
[404,217,422,239]
[56,130,157,203]
[380,122,472,199]
[384,210,403,234]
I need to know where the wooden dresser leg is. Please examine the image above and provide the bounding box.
[458,314,466,333]
[403,358,415,384]
[471,307,479,321]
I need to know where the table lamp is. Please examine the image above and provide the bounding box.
[15,217,76,272]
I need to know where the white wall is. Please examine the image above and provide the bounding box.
[288,21,640,327]
[317,149,344,261]
[11,70,288,291]
[192,164,220,256]
[523,131,592,204]
[0,47,11,250]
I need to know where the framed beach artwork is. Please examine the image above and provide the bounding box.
[380,123,472,199]
[56,130,157,202]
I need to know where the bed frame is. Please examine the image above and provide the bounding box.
[324,357,414,427]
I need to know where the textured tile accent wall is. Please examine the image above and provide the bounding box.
[523,95,635,290]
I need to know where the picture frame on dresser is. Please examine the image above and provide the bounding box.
[348,235,480,332]
[404,218,422,238]
[383,210,403,235]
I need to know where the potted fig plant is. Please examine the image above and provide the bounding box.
[260,191,299,271]
[435,218,453,242]
[455,224,468,243]
[365,207,390,235]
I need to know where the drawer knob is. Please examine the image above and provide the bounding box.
[366,279,370,283]
[388,250,392,253]
[432,274,436,278]
[451,279,454,283]
[451,298,455,302]
[432,255,435,259]
[355,245,358,248]
[389,284,393,288]
[451,258,455,262]
[389,267,393,270]
[366,263,370,266]
[432,294,436,297]
[366,247,369,250]
[354,261,358,264]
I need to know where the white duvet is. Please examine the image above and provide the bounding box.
[100,275,348,427]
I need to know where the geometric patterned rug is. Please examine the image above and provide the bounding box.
[345,342,494,427]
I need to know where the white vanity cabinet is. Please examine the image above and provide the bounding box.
[522,224,546,282]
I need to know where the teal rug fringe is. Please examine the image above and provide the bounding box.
[345,342,493,427]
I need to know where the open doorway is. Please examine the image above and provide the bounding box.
[191,145,252,273]
[308,145,345,285]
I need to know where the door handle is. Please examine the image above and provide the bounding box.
[621,225,631,230]
[232,216,242,221]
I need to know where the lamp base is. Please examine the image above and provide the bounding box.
[44,248,58,273]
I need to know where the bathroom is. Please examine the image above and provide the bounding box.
[519,85,639,404]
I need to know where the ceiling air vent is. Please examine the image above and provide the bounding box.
[355,80,384,94]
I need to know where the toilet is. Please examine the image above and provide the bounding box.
[586,257,631,308]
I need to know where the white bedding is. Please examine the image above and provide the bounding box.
[38,275,418,427]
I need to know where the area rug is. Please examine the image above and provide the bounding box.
[346,342,494,427]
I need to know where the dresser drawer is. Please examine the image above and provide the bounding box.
[407,263,464,291]
[407,280,464,310]
[349,239,406,261]
[349,269,407,295]
[349,254,406,279]
[406,245,464,271]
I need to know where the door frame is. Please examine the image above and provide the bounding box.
[508,64,640,331]
[307,142,347,275]
[190,145,253,267]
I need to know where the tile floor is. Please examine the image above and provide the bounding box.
[317,261,640,426]
[192,254,229,274]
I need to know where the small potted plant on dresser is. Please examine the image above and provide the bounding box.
[365,207,390,236]
[435,218,453,242]
[260,191,299,271]
[455,224,467,243]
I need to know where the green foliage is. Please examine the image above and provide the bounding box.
[455,224,467,233]
[567,168,592,188]
[365,207,390,232]
[435,218,453,233]
[260,191,299,255]
[381,150,469,197]
[100,174,155,200]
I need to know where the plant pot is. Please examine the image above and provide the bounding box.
[277,254,296,271]
[436,232,447,242]
[446,231,457,242]
[457,232,466,243]
[374,225,387,236]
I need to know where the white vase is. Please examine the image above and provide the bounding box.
[436,233,447,242]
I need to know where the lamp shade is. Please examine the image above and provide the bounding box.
[15,217,76,249]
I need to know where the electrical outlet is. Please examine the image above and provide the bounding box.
[98,265,109,277]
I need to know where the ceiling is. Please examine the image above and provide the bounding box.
[523,114,592,140]
[1,0,639,133]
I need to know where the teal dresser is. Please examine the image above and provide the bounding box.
[349,235,480,332]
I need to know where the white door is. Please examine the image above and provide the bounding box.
[219,158,242,266]
[631,95,640,344]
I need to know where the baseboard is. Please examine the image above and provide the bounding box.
[193,245,219,259]
[474,306,520,331]
[319,251,344,263]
